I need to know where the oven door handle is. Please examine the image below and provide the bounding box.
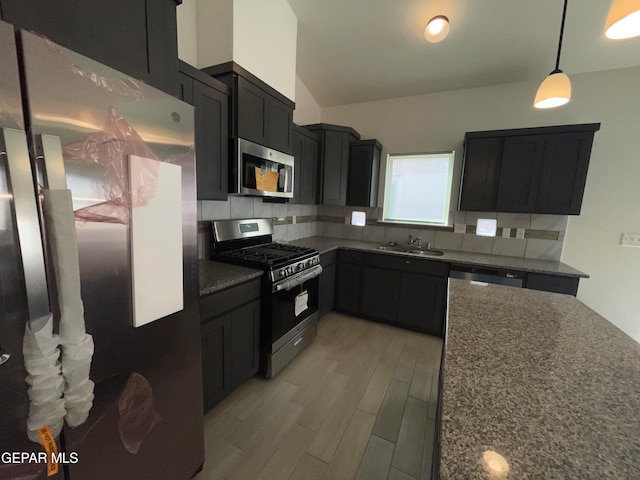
[273,265,323,293]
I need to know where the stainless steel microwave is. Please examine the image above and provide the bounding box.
[232,138,294,198]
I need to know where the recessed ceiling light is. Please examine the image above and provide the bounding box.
[424,15,450,43]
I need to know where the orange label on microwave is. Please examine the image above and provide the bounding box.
[255,167,279,192]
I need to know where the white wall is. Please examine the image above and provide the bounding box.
[176,0,199,66]
[293,75,322,125]
[233,0,297,100]
[321,66,640,343]
[195,0,234,68]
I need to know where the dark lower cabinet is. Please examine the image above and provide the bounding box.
[292,125,320,204]
[336,250,449,337]
[526,273,579,296]
[178,61,230,200]
[360,267,400,323]
[1,0,180,94]
[200,313,232,410]
[200,279,260,412]
[318,251,337,318]
[335,250,362,315]
[398,272,447,336]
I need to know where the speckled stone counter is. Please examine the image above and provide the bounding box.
[289,236,588,278]
[440,279,640,479]
[199,260,262,297]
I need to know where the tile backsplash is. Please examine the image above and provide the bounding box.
[198,199,567,262]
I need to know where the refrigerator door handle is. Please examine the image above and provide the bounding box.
[35,133,68,190]
[0,127,50,328]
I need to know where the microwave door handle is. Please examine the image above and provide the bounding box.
[0,128,50,329]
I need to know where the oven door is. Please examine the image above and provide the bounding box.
[270,268,320,347]
[236,138,294,198]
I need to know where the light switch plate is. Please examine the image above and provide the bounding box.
[621,233,640,247]
[454,223,466,234]
[516,228,526,239]
[502,227,511,238]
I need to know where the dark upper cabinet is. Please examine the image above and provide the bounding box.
[304,124,361,206]
[535,132,594,214]
[0,0,180,95]
[459,123,600,215]
[458,137,503,211]
[292,125,320,204]
[347,139,382,207]
[496,135,545,212]
[178,61,230,200]
[203,62,295,154]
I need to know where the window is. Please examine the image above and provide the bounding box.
[382,151,455,226]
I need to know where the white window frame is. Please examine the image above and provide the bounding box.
[381,151,455,227]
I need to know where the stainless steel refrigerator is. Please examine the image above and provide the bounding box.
[0,20,203,480]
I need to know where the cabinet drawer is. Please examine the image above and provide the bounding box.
[320,250,337,267]
[200,279,261,321]
[363,253,449,277]
[337,249,362,265]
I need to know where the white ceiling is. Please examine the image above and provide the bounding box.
[287,0,640,106]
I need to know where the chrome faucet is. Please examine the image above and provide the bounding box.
[408,234,421,247]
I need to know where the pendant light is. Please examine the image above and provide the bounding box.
[605,0,640,39]
[534,0,571,109]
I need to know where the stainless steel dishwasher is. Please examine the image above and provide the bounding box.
[450,264,526,288]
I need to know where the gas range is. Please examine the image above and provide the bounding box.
[209,218,322,377]
[214,241,320,282]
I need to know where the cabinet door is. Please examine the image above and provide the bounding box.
[178,72,194,104]
[360,266,401,323]
[496,135,545,212]
[268,98,293,154]
[193,79,229,200]
[237,76,268,145]
[335,262,361,314]
[1,0,179,94]
[294,134,320,205]
[398,273,447,336]
[201,313,232,412]
[535,132,594,214]
[322,131,350,205]
[319,263,336,318]
[459,137,503,211]
[292,129,305,201]
[347,142,380,207]
[230,299,260,389]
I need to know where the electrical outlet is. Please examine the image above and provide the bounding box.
[454,223,466,234]
[516,228,526,240]
[621,233,640,247]
[502,227,511,238]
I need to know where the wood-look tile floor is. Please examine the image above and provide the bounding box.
[194,312,443,480]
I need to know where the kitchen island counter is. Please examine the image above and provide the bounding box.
[440,279,640,479]
[290,236,587,278]
[199,260,262,297]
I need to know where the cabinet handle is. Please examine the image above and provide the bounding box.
[293,337,303,347]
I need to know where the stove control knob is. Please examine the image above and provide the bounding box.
[279,268,286,278]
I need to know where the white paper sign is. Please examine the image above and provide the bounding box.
[294,291,309,317]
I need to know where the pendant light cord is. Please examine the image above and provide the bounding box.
[554,0,569,72]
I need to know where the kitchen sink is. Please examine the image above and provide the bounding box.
[377,244,445,256]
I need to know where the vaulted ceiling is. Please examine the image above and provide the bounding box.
[287,0,640,106]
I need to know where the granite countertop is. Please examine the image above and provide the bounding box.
[289,236,588,278]
[440,279,640,479]
[199,260,262,297]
